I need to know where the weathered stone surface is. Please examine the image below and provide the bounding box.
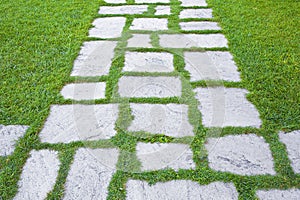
[71,41,117,77]
[128,103,194,137]
[64,148,119,200]
[123,52,174,72]
[0,125,28,156]
[184,51,241,82]
[155,6,171,15]
[279,130,300,173]
[126,180,239,200]
[180,0,207,7]
[99,5,148,15]
[205,134,275,175]
[104,0,126,3]
[159,34,228,48]
[194,87,262,127]
[256,189,300,200]
[180,21,221,31]
[89,17,126,38]
[127,34,152,48]
[130,18,168,31]
[135,0,169,3]
[60,82,106,100]
[39,104,119,143]
[14,150,60,200]
[118,76,182,98]
[180,9,212,19]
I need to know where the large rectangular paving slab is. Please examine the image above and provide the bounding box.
[89,17,126,38]
[127,34,152,48]
[180,21,221,31]
[39,104,119,143]
[155,6,171,15]
[256,189,300,200]
[60,82,106,100]
[180,0,207,7]
[180,9,213,19]
[104,0,126,3]
[126,180,238,199]
[64,148,119,200]
[135,0,169,3]
[99,5,148,15]
[130,18,168,31]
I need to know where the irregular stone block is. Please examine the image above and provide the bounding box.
[256,189,300,200]
[89,17,126,38]
[127,34,152,48]
[99,5,148,15]
[180,0,207,7]
[180,21,221,31]
[130,18,168,31]
[155,6,171,15]
[180,9,212,19]
[60,82,106,100]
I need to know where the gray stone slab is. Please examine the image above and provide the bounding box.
[99,5,148,15]
[155,6,171,15]
[159,34,228,48]
[279,130,300,174]
[40,104,119,143]
[64,148,119,200]
[180,9,212,19]
[256,189,300,200]
[135,0,169,3]
[89,17,126,38]
[127,34,152,48]
[194,87,262,127]
[0,125,28,156]
[104,0,126,3]
[71,41,117,77]
[60,82,106,100]
[130,18,168,31]
[14,150,60,200]
[118,76,182,98]
[128,103,194,137]
[180,21,221,31]
[184,51,241,82]
[126,180,239,200]
[205,134,275,175]
[123,52,174,72]
[180,0,207,7]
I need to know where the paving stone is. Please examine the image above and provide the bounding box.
[39,104,119,143]
[130,18,168,31]
[104,0,126,3]
[71,41,117,77]
[180,9,213,19]
[123,52,174,72]
[118,76,182,98]
[136,142,195,171]
[159,34,228,48]
[279,130,300,173]
[205,134,275,175]
[180,21,221,31]
[180,0,207,7]
[64,148,119,200]
[99,5,148,15]
[0,125,28,156]
[128,103,194,137]
[126,180,239,200]
[14,150,60,200]
[127,34,152,48]
[256,189,300,200]
[60,82,106,100]
[194,87,262,127]
[135,0,169,3]
[89,17,126,38]
[155,6,171,15]
[184,51,241,82]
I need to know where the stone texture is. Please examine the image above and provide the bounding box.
[123,52,174,72]
[180,21,221,31]
[279,130,300,173]
[64,148,119,200]
[89,17,126,38]
[39,104,119,143]
[128,104,194,137]
[127,34,152,48]
[159,34,228,48]
[0,125,28,156]
[180,0,207,7]
[256,189,300,200]
[60,82,106,100]
[71,41,117,77]
[126,180,239,200]
[155,6,171,15]
[136,142,195,171]
[14,150,60,200]
[205,134,275,175]
[118,76,182,98]
[135,0,169,3]
[99,5,148,15]
[194,87,262,127]
[180,9,213,19]
[130,18,168,31]
[184,51,241,82]
[104,0,126,3]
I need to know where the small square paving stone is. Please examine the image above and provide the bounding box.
[180,9,213,19]
[180,0,207,7]
[180,21,221,31]
[279,130,300,174]
[89,17,126,38]
[256,189,300,200]
[135,0,169,3]
[14,150,60,200]
[184,51,241,82]
[60,82,106,100]
[155,6,171,15]
[39,104,119,143]
[205,134,276,175]
[194,87,262,127]
[71,41,117,77]
[126,180,239,199]
[0,125,28,156]
[99,5,148,15]
[118,76,182,98]
[123,52,174,72]
[128,103,194,137]
[130,18,168,31]
[63,148,119,200]
[104,0,126,3]
[127,34,152,48]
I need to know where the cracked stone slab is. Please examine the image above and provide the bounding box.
[135,0,169,3]
[99,5,148,15]
[89,17,126,38]
[0,125,28,156]
[64,148,119,200]
[60,82,106,100]
[118,76,182,98]
[39,104,119,143]
[71,41,117,77]
[14,150,60,200]
[127,34,152,48]
[256,189,300,200]
[104,0,126,3]
[155,6,171,15]
[279,130,300,173]
[180,9,213,19]
[159,34,228,48]
[194,87,262,127]
[126,180,239,200]
[205,134,275,175]
[180,0,207,7]
[180,21,221,31]
[123,52,174,72]
[136,142,195,171]
[184,51,241,82]
[130,18,168,31]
